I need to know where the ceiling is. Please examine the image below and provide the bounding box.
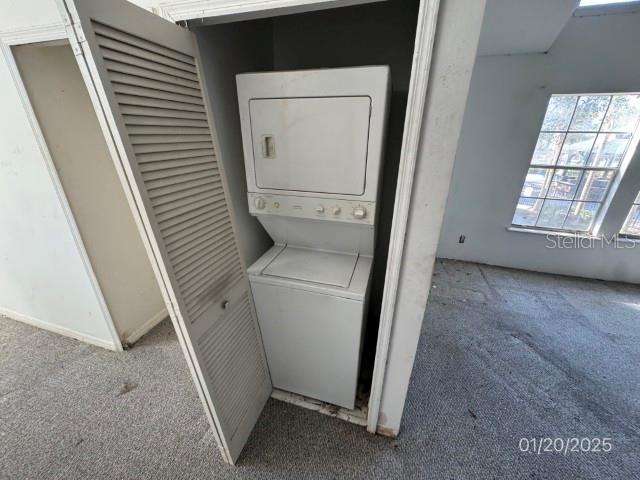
[477,0,580,56]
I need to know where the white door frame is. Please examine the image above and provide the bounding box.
[0,24,123,351]
[155,0,441,433]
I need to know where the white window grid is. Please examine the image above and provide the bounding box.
[512,93,640,233]
[621,192,640,238]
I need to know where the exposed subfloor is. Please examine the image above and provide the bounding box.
[1,259,639,479]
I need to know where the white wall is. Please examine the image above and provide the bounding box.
[13,42,166,343]
[0,46,119,348]
[438,10,640,284]
[377,0,486,434]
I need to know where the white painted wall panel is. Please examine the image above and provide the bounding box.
[438,11,640,284]
[0,49,117,348]
[377,0,486,435]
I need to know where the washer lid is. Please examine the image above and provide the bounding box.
[249,96,371,195]
[262,246,358,288]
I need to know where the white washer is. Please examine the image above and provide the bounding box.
[237,67,390,409]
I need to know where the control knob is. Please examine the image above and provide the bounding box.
[352,206,367,220]
[254,197,266,210]
[315,205,325,214]
[332,206,342,216]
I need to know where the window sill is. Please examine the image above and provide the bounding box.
[506,226,601,240]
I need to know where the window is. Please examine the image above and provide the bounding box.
[621,192,640,238]
[512,94,640,232]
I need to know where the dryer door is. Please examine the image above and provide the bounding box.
[62,0,271,464]
[249,96,371,195]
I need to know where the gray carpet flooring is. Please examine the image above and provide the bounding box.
[1,259,639,479]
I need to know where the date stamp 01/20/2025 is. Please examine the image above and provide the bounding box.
[519,438,613,455]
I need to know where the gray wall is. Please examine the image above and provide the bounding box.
[438,10,640,283]
[195,21,274,268]
[14,42,166,341]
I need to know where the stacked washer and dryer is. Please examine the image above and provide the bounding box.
[236,66,390,410]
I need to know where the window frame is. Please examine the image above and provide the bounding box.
[512,92,640,235]
[620,193,640,239]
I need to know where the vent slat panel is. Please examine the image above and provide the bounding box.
[137,149,214,164]
[115,93,206,113]
[100,47,198,81]
[148,174,219,199]
[133,142,212,155]
[91,19,268,445]
[167,222,234,261]
[113,83,205,106]
[96,34,197,73]
[120,104,207,120]
[169,228,234,270]
[123,114,208,128]
[139,156,215,173]
[142,162,215,181]
[128,125,211,136]
[93,22,195,65]
[164,210,230,249]
[110,71,201,97]
[165,214,231,255]
[130,134,212,145]
[150,181,221,208]
[104,59,200,89]
[158,200,225,233]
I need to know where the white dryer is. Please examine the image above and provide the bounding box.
[237,67,390,409]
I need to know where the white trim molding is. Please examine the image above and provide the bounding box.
[122,309,169,345]
[0,22,67,46]
[367,0,441,433]
[0,308,120,351]
[157,0,384,23]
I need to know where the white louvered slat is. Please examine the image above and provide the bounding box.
[133,142,212,155]
[128,125,210,135]
[136,149,214,164]
[120,104,207,120]
[100,48,198,81]
[147,174,219,199]
[130,134,211,145]
[115,93,206,113]
[123,114,208,128]
[81,10,270,463]
[95,34,197,73]
[104,59,201,90]
[92,21,194,65]
[110,71,202,98]
[112,83,205,106]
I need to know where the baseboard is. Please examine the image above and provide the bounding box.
[122,308,168,345]
[0,307,121,351]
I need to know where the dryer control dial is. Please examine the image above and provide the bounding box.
[352,206,367,219]
[254,197,266,210]
[315,205,325,213]
[332,206,342,216]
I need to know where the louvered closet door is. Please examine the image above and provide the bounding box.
[63,0,271,464]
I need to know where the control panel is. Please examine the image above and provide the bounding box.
[248,192,376,225]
